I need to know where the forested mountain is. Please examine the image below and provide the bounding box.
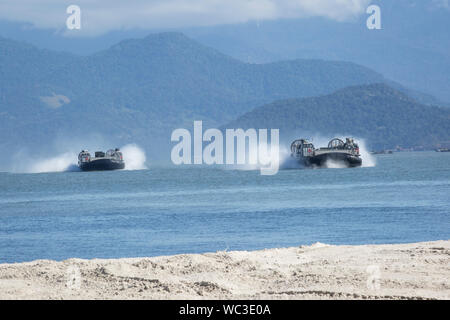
[0,32,391,160]
[224,84,450,150]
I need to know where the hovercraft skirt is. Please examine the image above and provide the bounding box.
[305,153,362,167]
[79,159,125,171]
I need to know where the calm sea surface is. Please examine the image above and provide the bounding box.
[0,152,449,263]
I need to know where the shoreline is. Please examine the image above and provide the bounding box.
[0,240,449,300]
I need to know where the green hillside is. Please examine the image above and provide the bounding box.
[0,33,389,159]
[224,84,450,150]
[1,33,445,163]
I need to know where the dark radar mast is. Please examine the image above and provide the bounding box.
[291,138,362,168]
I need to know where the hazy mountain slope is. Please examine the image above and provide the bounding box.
[0,1,447,104]
[0,32,390,161]
[185,0,450,104]
[224,84,450,150]
[43,33,386,120]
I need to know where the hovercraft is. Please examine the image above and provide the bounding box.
[291,138,362,168]
[78,148,125,171]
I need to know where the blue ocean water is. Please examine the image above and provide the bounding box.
[0,152,449,263]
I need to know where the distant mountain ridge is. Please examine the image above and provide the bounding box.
[224,83,450,150]
[185,0,450,104]
[1,1,448,104]
[0,32,398,162]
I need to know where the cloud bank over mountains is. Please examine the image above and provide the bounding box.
[0,0,373,36]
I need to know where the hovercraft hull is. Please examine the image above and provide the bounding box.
[304,152,362,168]
[79,159,125,171]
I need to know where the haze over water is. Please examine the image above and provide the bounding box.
[0,152,449,263]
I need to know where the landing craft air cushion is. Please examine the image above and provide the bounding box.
[291,138,362,168]
[78,149,125,171]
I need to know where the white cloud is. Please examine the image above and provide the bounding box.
[0,0,372,36]
[432,0,449,9]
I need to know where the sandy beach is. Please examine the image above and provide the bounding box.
[0,240,449,300]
